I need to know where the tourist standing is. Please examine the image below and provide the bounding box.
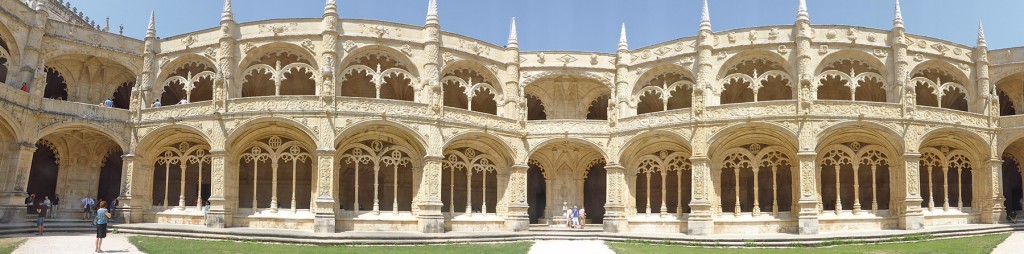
[82,196,93,220]
[103,99,114,107]
[572,206,580,229]
[203,200,211,222]
[109,199,118,222]
[152,99,161,108]
[36,201,47,235]
[95,201,112,253]
[579,207,587,228]
[21,83,28,92]
[564,208,572,228]
[24,193,33,214]
[53,194,60,218]
[43,196,52,218]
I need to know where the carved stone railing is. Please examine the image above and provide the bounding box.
[527,120,609,136]
[0,83,30,105]
[1001,114,1024,129]
[38,97,131,122]
[439,107,519,133]
[704,101,798,120]
[139,101,216,122]
[226,95,326,113]
[618,108,693,131]
[914,106,987,128]
[811,100,901,118]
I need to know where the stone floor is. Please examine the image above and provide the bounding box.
[11,232,143,254]
[992,232,1024,254]
[528,240,613,254]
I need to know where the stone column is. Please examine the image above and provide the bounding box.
[0,143,35,223]
[796,152,820,234]
[19,5,47,94]
[688,156,713,235]
[897,153,925,230]
[504,164,529,231]
[117,154,141,223]
[603,164,627,233]
[313,150,337,232]
[206,150,231,228]
[981,158,1005,223]
[416,155,445,233]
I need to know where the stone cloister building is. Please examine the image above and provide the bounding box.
[1,0,1023,236]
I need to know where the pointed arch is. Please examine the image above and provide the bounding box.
[717,51,793,104]
[339,47,418,101]
[239,43,319,97]
[633,65,695,115]
[815,50,889,102]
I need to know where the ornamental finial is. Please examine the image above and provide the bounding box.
[977,20,987,47]
[618,23,628,51]
[222,0,234,22]
[507,17,518,49]
[426,0,439,26]
[325,0,338,16]
[894,0,904,29]
[700,0,712,31]
[146,11,156,38]
[797,0,809,22]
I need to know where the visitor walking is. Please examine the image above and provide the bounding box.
[43,196,52,218]
[52,194,60,218]
[572,206,580,229]
[95,200,112,253]
[579,207,587,228]
[564,207,572,228]
[35,201,47,235]
[82,196,94,220]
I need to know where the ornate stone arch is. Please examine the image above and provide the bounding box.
[716,50,794,103]
[919,128,991,162]
[157,54,217,104]
[994,72,1024,115]
[33,122,128,152]
[226,117,319,156]
[135,125,215,155]
[43,54,136,103]
[522,74,612,120]
[0,21,22,83]
[705,122,799,157]
[334,120,428,157]
[816,122,904,156]
[910,60,972,111]
[440,60,503,115]
[238,42,319,97]
[631,64,695,114]
[527,138,609,165]
[338,46,419,101]
[441,131,515,168]
[815,50,890,102]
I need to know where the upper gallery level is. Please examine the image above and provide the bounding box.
[1,0,1023,129]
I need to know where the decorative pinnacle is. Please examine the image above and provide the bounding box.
[222,0,234,22]
[699,0,712,31]
[618,23,628,51]
[325,0,338,16]
[894,0,904,28]
[426,0,439,25]
[146,11,156,38]
[507,17,518,49]
[978,20,987,47]
[796,0,809,22]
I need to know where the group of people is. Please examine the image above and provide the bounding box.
[24,193,58,218]
[564,206,587,229]
[149,98,190,108]
[80,196,118,222]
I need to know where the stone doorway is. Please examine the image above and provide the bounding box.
[1003,155,1023,213]
[527,163,546,224]
[584,162,606,223]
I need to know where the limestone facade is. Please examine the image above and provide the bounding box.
[1,0,1024,236]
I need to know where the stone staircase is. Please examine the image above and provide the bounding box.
[0,217,97,235]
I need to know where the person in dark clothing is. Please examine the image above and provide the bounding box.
[36,202,47,235]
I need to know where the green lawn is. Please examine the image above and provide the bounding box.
[0,238,26,254]
[607,233,1011,254]
[129,236,533,254]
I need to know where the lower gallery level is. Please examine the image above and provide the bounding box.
[3,117,1023,236]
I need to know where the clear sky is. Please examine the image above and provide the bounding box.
[71,0,1024,52]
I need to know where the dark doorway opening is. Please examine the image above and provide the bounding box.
[527,163,546,224]
[584,162,607,224]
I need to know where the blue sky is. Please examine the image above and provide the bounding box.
[72,0,1024,52]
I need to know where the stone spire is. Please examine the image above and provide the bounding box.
[146,11,156,38]
[977,20,987,48]
[893,0,904,29]
[426,0,439,26]
[325,0,338,17]
[222,0,234,22]
[507,17,518,49]
[699,0,712,31]
[796,0,809,22]
[618,23,628,52]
